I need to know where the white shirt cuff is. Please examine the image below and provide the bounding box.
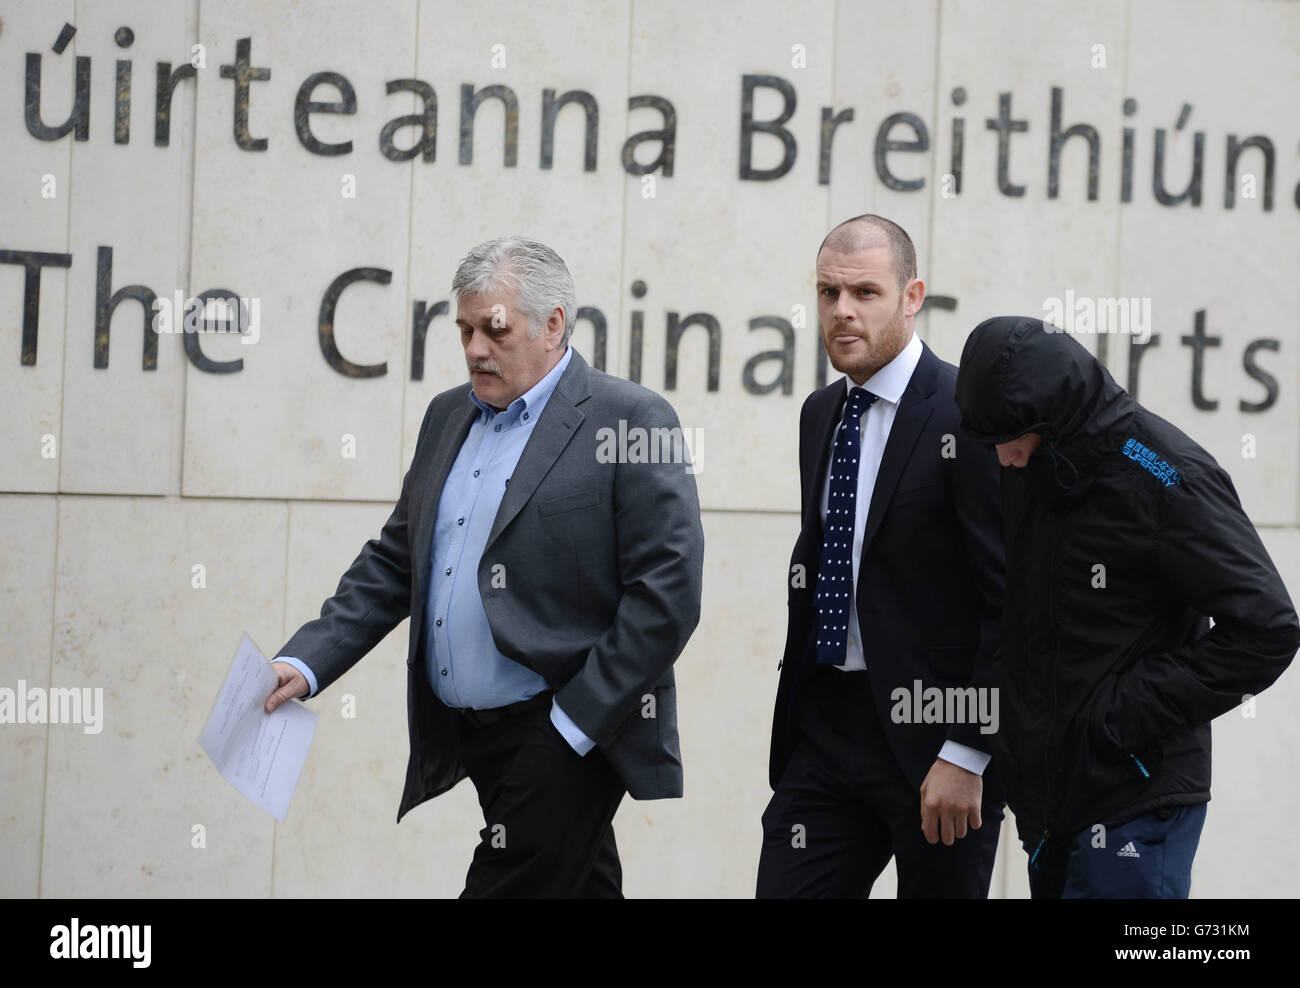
[272,655,319,698]
[938,740,990,776]
[550,698,596,756]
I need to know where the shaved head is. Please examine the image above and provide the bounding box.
[818,214,916,292]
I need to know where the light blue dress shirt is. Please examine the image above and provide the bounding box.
[275,346,595,756]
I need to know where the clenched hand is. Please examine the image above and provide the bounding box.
[265,661,309,713]
[920,758,983,846]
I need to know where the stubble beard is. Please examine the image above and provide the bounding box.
[825,295,909,384]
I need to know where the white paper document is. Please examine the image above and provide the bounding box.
[200,633,316,822]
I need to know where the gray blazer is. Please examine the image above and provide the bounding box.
[278,348,705,820]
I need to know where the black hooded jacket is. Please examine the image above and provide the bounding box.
[955,316,1299,847]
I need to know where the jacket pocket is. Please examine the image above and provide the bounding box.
[889,483,942,510]
[538,488,601,518]
[926,643,977,681]
[1084,673,1126,760]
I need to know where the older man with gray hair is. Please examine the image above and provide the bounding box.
[266,236,705,897]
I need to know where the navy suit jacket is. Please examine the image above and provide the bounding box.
[768,340,1006,798]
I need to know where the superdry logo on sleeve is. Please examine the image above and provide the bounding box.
[1122,438,1181,487]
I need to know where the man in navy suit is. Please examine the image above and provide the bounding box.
[757,215,1006,897]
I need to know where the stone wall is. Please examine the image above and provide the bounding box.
[3,0,1297,897]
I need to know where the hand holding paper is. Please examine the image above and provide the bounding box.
[200,633,316,822]
[265,662,309,713]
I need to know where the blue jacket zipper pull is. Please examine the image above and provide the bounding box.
[1029,836,1047,870]
[1130,754,1150,778]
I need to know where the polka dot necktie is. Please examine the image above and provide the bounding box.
[816,386,878,664]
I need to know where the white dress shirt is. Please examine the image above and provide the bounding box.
[818,331,989,777]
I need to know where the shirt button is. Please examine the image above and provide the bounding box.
[494,424,502,432]
[458,518,464,525]
[473,469,480,477]
[523,411,529,421]
[440,668,448,676]
[445,567,452,575]
[435,618,442,627]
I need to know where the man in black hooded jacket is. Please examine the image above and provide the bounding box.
[955,315,1299,898]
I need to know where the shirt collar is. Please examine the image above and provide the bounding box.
[841,330,922,406]
[469,345,573,422]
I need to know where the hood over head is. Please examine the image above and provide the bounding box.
[956,315,1135,495]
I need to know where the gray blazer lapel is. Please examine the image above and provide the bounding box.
[411,398,478,594]
[486,349,591,548]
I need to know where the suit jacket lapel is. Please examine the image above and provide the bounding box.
[803,383,845,534]
[411,397,477,604]
[859,341,939,558]
[485,348,591,548]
